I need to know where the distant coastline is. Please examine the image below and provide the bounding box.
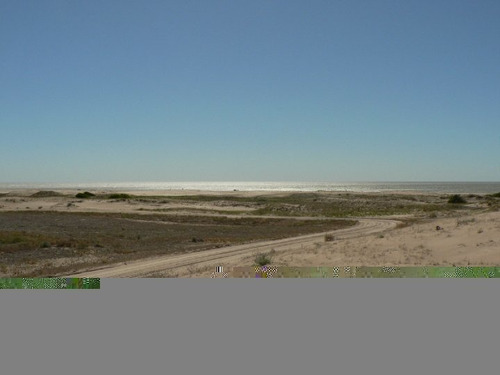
[1,181,500,194]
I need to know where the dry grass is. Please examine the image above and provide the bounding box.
[30,190,63,198]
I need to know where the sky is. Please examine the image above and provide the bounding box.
[1,0,499,183]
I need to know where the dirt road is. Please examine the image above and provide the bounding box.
[67,218,401,277]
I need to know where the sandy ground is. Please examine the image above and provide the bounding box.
[0,189,276,215]
[67,210,500,278]
[270,210,500,268]
[2,189,499,277]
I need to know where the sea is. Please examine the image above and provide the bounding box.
[1,182,500,194]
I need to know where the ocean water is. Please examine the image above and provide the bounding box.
[1,181,500,194]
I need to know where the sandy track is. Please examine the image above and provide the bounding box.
[67,218,401,277]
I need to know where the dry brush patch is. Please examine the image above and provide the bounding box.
[0,211,355,277]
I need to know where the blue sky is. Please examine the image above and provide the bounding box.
[1,0,499,182]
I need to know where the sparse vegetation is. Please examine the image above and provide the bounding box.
[30,190,62,198]
[108,193,133,200]
[1,190,495,277]
[448,194,466,204]
[83,191,484,218]
[0,230,85,254]
[0,232,24,245]
[0,211,354,277]
[456,218,475,227]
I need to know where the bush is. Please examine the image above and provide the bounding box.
[490,192,500,198]
[255,253,272,266]
[324,234,335,242]
[448,194,466,204]
[75,191,96,199]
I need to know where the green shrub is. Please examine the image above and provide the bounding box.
[490,192,500,198]
[255,253,272,266]
[448,194,466,204]
[75,191,96,199]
